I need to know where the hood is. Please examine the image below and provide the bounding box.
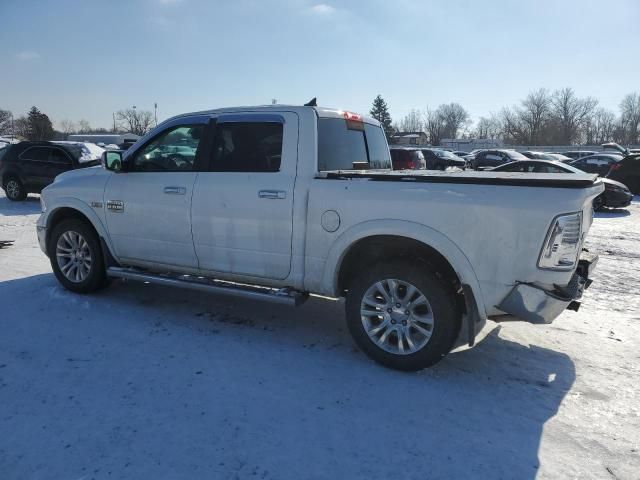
[54,165,102,183]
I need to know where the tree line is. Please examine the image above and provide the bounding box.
[0,106,156,141]
[369,89,640,146]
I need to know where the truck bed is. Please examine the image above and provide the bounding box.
[318,170,600,188]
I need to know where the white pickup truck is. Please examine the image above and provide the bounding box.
[36,104,602,370]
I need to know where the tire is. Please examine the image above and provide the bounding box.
[593,194,605,211]
[4,176,27,201]
[48,218,107,293]
[345,260,461,371]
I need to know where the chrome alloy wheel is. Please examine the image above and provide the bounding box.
[360,279,435,355]
[56,231,92,283]
[6,180,20,199]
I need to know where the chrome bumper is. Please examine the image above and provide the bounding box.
[495,252,598,324]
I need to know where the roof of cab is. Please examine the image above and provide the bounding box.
[165,104,380,127]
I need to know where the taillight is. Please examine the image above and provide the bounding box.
[610,163,621,171]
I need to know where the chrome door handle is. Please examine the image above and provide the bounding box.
[163,186,186,195]
[258,190,286,199]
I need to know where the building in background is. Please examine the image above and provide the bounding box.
[390,131,429,145]
[439,138,502,151]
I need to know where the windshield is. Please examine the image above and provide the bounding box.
[433,150,459,159]
[317,118,392,171]
[505,150,528,160]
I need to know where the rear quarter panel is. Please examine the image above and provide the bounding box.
[304,176,602,318]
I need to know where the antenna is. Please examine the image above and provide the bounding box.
[304,97,317,107]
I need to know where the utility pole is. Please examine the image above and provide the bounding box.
[154,103,158,126]
[112,112,116,133]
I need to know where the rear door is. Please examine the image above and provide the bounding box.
[46,147,74,184]
[18,146,51,189]
[191,112,298,279]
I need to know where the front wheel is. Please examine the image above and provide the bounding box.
[4,177,27,201]
[49,219,107,293]
[345,260,461,371]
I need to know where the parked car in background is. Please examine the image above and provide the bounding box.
[0,141,104,201]
[547,153,573,162]
[521,151,557,160]
[492,160,632,210]
[560,150,597,160]
[601,142,640,156]
[607,154,640,194]
[472,149,528,170]
[389,146,426,170]
[569,153,622,176]
[420,148,466,170]
[452,150,469,157]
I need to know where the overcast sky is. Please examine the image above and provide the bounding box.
[1,0,639,129]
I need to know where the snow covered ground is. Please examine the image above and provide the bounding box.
[0,191,638,480]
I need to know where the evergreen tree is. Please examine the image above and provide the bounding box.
[27,106,54,140]
[369,95,394,138]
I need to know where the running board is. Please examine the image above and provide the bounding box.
[106,267,309,306]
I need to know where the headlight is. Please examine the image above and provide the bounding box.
[538,212,582,270]
[40,195,46,213]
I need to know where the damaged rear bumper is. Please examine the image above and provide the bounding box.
[494,252,598,324]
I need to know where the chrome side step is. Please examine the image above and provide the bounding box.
[106,267,309,306]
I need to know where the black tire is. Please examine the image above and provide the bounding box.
[48,218,107,293]
[345,260,461,371]
[593,194,605,211]
[4,176,27,201]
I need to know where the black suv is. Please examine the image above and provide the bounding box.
[607,154,640,194]
[0,142,102,201]
[419,148,466,170]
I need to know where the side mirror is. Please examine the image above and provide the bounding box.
[103,151,124,172]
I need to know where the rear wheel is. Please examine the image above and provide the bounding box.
[345,260,461,371]
[4,177,27,201]
[49,219,107,293]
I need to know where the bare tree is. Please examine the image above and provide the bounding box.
[424,108,445,146]
[499,106,529,144]
[437,103,469,139]
[0,109,12,135]
[116,108,154,136]
[59,119,76,136]
[551,87,598,144]
[475,114,502,139]
[76,119,92,134]
[584,108,616,145]
[13,116,31,139]
[519,88,552,144]
[619,92,640,144]
[398,109,424,132]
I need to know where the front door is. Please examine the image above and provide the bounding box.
[191,112,298,280]
[103,119,208,269]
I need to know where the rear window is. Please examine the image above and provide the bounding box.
[505,150,528,161]
[317,118,391,171]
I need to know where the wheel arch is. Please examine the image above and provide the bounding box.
[324,220,487,321]
[45,199,116,261]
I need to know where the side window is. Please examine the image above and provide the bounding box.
[131,124,204,172]
[210,122,283,172]
[20,147,49,161]
[49,148,72,165]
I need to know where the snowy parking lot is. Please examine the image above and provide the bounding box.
[0,191,639,479]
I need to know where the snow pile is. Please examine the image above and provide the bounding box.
[0,192,638,479]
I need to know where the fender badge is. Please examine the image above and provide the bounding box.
[91,201,103,209]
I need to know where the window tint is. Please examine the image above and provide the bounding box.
[210,122,283,172]
[49,148,72,164]
[21,147,50,161]
[318,118,391,171]
[132,124,203,172]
